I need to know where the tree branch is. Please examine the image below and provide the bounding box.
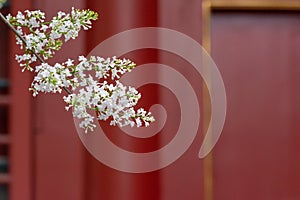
[0,12,71,95]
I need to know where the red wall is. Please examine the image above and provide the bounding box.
[8,1,300,200]
[9,0,205,200]
[211,11,300,200]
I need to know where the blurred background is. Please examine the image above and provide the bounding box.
[1,0,300,200]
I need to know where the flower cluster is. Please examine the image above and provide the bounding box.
[32,56,155,132]
[6,8,98,71]
[7,9,154,133]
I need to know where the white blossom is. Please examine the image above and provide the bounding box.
[7,8,154,132]
[61,55,154,132]
[7,8,98,71]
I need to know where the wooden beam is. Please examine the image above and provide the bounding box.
[211,0,300,11]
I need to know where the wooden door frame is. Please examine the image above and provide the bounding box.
[203,0,300,52]
[202,1,300,200]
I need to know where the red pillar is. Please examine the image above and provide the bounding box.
[9,1,34,200]
[86,1,204,200]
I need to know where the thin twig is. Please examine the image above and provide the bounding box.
[0,12,72,95]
